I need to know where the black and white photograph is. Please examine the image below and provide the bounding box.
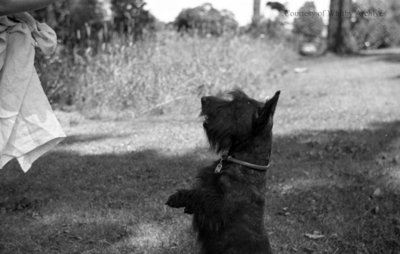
[1,0,400,253]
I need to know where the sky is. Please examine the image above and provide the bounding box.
[145,0,331,26]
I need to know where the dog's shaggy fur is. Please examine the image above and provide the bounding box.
[166,90,280,254]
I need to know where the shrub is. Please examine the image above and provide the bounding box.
[293,1,324,42]
[245,18,288,40]
[35,46,87,106]
[351,1,400,49]
[174,3,238,37]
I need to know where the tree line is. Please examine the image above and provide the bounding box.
[33,0,400,55]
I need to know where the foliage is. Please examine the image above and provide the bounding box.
[34,0,111,49]
[111,0,157,41]
[34,47,81,106]
[293,1,324,41]
[351,0,400,49]
[174,3,238,37]
[33,0,156,50]
[245,18,287,40]
[33,0,157,102]
[58,32,292,118]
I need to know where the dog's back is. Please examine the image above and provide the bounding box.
[193,163,272,254]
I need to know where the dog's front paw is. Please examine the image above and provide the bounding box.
[166,190,186,208]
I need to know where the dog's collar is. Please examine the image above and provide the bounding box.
[215,155,270,173]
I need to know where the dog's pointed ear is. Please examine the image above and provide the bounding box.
[255,91,280,129]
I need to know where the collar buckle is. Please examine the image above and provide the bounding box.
[214,159,223,173]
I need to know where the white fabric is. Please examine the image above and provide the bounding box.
[0,14,65,172]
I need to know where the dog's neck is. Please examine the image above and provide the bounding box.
[230,150,270,166]
[224,136,272,167]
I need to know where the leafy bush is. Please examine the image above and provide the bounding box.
[174,3,238,37]
[293,1,324,41]
[351,0,400,49]
[35,43,105,107]
[245,18,288,40]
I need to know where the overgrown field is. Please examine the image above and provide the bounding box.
[1,42,400,253]
[39,33,294,119]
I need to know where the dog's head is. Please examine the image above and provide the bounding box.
[200,89,280,154]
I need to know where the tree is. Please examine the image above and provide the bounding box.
[174,3,238,37]
[252,0,261,25]
[111,0,156,41]
[34,0,113,49]
[293,1,324,42]
[327,0,358,54]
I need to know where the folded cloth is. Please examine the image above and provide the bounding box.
[0,14,66,172]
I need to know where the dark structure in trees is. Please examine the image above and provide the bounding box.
[266,2,288,15]
[327,0,358,54]
[248,0,287,39]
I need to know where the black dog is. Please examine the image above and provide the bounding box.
[166,90,280,254]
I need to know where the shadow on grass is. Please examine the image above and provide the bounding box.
[268,121,400,253]
[376,54,400,63]
[60,133,131,146]
[359,48,400,62]
[1,121,400,253]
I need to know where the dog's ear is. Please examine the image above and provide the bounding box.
[255,91,280,129]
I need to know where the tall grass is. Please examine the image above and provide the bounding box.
[42,32,295,118]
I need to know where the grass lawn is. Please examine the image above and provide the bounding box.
[1,52,400,253]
